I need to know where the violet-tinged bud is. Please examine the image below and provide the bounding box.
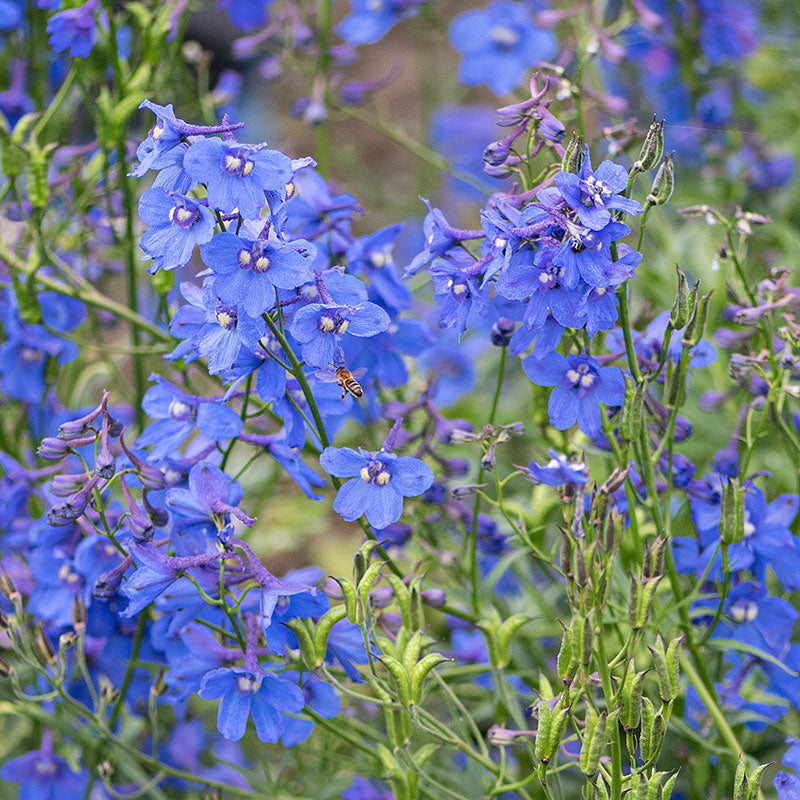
[422,483,447,504]
[484,139,512,167]
[94,555,133,598]
[779,343,800,371]
[537,106,565,143]
[56,400,104,439]
[561,133,584,173]
[94,448,115,481]
[438,457,470,477]
[120,434,165,489]
[143,491,169,528]
[646,152,675,206]
[435,417,473,443]
[420,589,446,607]
[632,115,664,174]
[49,473,89,497]
[120,477,155,542]
[371,586,394,609]
[37,436,73,460]
[47,476,99,526]
[483,162,515,179]
[491,317,515,347]
[451,483,487,497]
[107,416,124,438]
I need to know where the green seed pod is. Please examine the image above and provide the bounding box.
[720,476,745,544]
[561,133,584,173]
[409,584,424,631]
[331,577,358,623]
[733,756,747,800]
[386,573,412,629]
[496,614,530,669]
[353,539,380,585]
[670,266,691,330]
[639,697,657,763]
[574,539,588,588]
[632,115,665,174]
[634,772,649,800]
[682,290,713,348]
[410,653,449,703]
[357,560,383,624]
[33,621,56,665]
[286,618,319,669]
[664,637,682,699]
[544,706,570,763]
[540,672,555,701]
[579,615,593,666]
[632,576,662,630]
[561,529,573,579]
[661,771,679,800]
[556,621,577,684]
[401,631,424,674]
[415,743,438,768]
[28,139,57,210]
[151,266,175,296]
[619,662,648,730]
[534,698,552,761]
[664,359,685,409]
[644,536,666,579]
[580,709,607,776]
[646,152,675,207]
[594,776,610,800]
[744,764,770,800]
[380,654,411,706]
[312,604,347,664]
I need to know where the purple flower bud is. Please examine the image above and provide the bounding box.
[142,490,169,528]
[438,457,470,478]
[49,473,89,497]
[47,476,100,526]
[483,139,512,167]
[371,586,394,608]
[537,106,565,143]
[420,589,446,607]
[120,433,165,490]
[422,483,447,504]
[120,477,155,541]
[37,436,74,460]
[434,417,473,443]
[491,317,515,347]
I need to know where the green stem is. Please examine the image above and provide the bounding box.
[107,612,147,727]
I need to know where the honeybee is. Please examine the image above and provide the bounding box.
[314,365,366,400]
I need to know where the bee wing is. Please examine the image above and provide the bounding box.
[313,369,338,383]
[351,368,367,379]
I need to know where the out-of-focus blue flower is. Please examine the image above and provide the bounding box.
[1,734,87,800]
[698,0,758,64]
[0,1,22,30]
[184,138,293,219]
[198,667,304,742]
[320,446,434,529]
[337,0,424,46]
[47,0,101,58]
[523,352,625,436]
[448,1,557,95]
[775,772,800,800]
[342,776,394,800]
[217,0,273,30]
[138,189,216,274]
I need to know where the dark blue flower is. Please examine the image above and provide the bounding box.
[198,666,304,742]
[528,450,589,486]
[138,189,216,274]
[200,227,315,318]
[184,138,293,219]
[555,146,644,231]
[218,0,273,30]
[342,777,394,800]
[775,772,800,800]
[449,1,557,95]
[320,446,434,529]
[553,220,630,289]
[523,352,625,436]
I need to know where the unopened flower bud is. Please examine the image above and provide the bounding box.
[33,622,57,665]
[420,588,446,607]
[49,473,88,497]
[670,265,692,330]
[483,139,512,166]
[72,595,87,632]
[490,317,515,347]
[37,436,72,460]
[720,476,745,544]
[0,569,19,601]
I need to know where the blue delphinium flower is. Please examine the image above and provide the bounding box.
[555,146,644,231]
[200,227,315,318]
[346,224,412,310]
[554,220,630,289]
[138,189,216,274]
[523,352,625,436]
[448,1,558,95]
[184,138,293,219]
[430,252,489,339]
[337,0,425,46]
[1,733,87,800]
[280,671,341,746]
[775,772,800,800]
[167,281,265,375]
[0,1,21,30]
[198,666,304,742]
[47,0,100,58]
[320,446,434,529]
[288,278,390,369]
[528,450,589,485]
[136,376,243,461]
